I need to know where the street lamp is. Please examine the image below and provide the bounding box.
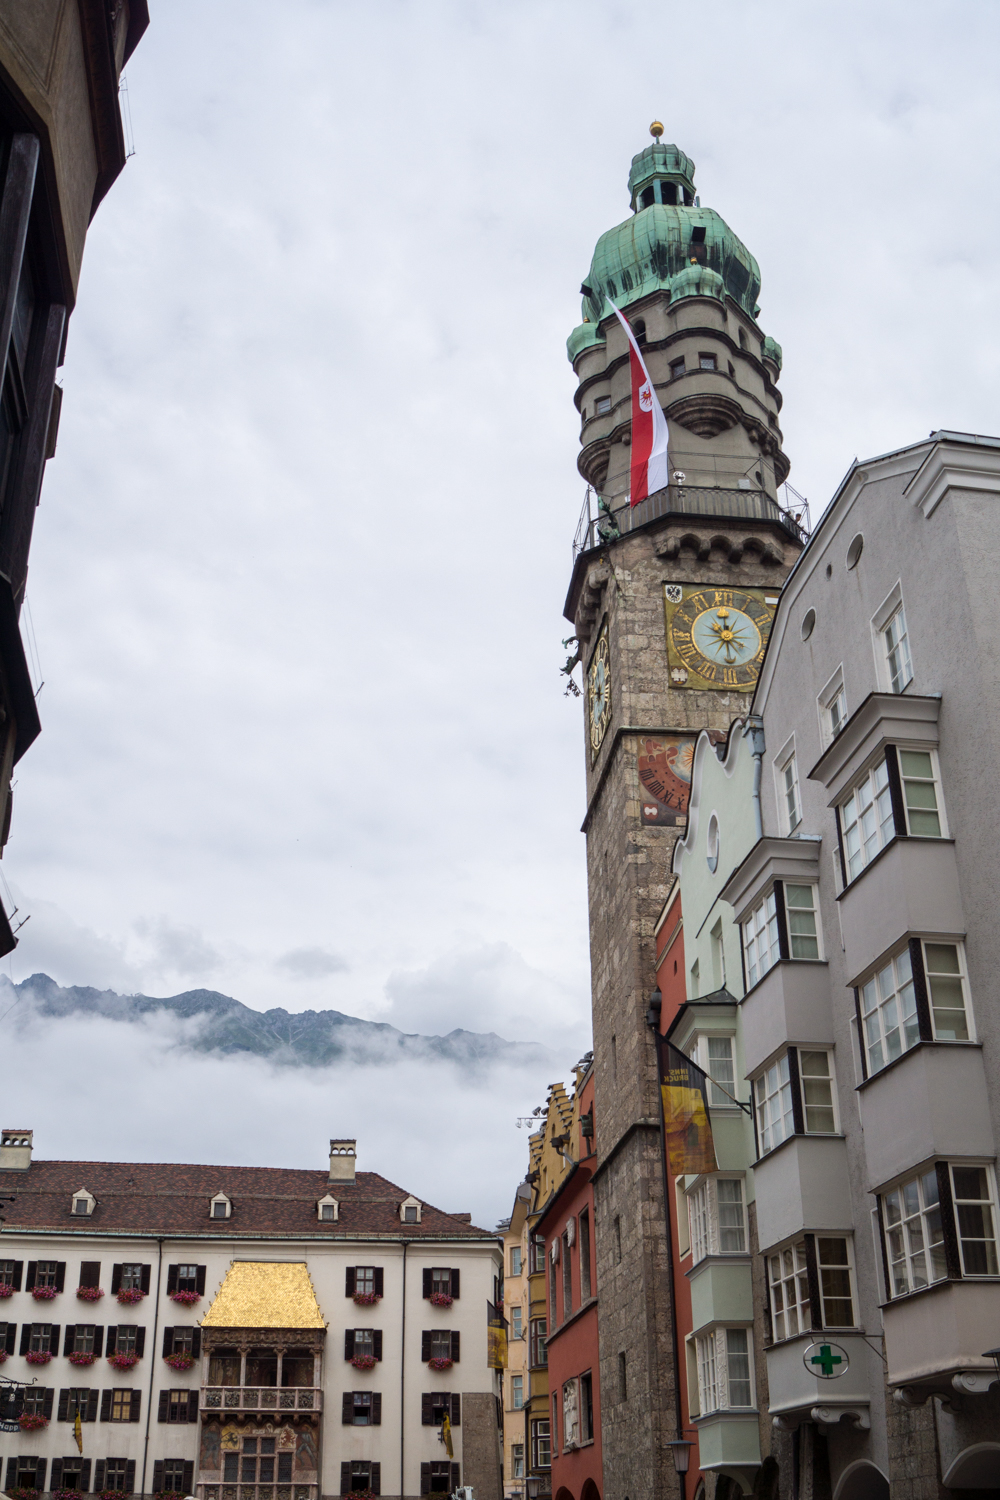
[666,1440,693,1475]
[526,1478,542,1499]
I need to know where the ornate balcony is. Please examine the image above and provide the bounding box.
[201,1486,316,1500]
[201,1386,322,1414]
[572,482,808,558]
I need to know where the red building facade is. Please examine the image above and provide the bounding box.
[536,1063,601,1500]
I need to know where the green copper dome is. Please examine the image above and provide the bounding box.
[568,142,762,363]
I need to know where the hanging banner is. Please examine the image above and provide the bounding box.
[487,1303,508,1370]
[659,1038,718,1177]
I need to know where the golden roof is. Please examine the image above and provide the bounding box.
[201,1262,326,1329]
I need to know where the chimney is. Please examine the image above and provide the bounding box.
[0,1128,32,1171]
[328,1139,356,1184]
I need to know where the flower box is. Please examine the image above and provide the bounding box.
[164,1352,195,1371]
[25,1350,52,1365]
[170,1290,201,1306]
[54,1489,84,1500]
[349,1353,377,1371]
[18,1413,49,1432]
[116,1287,145,1305]
[0,1282,13,1298]
[76,1286,105,1302]
[101,1490,130,1500]
[427,1356,453,1371]
[429,1292,453,1308]
[108,1352,138,1371]
[69,1351,96,1366]
[352,1291,382,1307]
[7,1488,40,1500]
[30,1285,58,1301]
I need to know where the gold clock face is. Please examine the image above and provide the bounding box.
[664,585,777,691]
[588,628,612,755]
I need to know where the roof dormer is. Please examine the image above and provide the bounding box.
[317,1193,339,1223]
[210,1192,232,1221]
[71,1187,96,1218]
[399,1195,422,1225]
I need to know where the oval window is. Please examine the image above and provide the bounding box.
[846,533,864,569]
[801,608,816,641]
[707,813,720,874]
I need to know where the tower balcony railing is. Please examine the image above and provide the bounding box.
[200,1384,322,1413]
[572,482,810,558]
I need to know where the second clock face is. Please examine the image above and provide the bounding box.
[664,585,777,690]
[588,627,612,756]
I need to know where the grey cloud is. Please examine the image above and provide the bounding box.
[275,947,349,980]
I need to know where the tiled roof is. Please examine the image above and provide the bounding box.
[0,1160,495,1240]
[202,1262,325,1327]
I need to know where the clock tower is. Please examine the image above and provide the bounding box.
[564,132,805,1500]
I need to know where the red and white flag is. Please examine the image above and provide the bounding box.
[607,298,670,508]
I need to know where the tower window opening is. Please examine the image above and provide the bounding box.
[632,319,646,345]
[683,188,694,206]
[595,396,612,416]
[699,353,717,371]
[728,362,735,378]
[691,226,706,244]
[660,182,678,206]
[640,186,655,210]
[670,358,686,380]
[738,328,748,351]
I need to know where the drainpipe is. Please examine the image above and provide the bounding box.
[746,715,766,839]
[140,1238,165,1498]
[400,1240,408,1498]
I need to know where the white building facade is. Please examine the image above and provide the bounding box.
[0,1133,503,1500]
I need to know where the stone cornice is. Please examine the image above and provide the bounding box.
[807,691,941,798]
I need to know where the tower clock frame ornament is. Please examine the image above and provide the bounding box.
[663,584,779,691]
[587,624,612,757]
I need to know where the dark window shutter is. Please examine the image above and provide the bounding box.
[802,1234,822,1328]
[371,1461,381,1496]
[833,803,849,888]
[162,1327,173,1357]
[166,1266,178,1295]
[140,1265,151,1295]
[451,1393,461,1426]
[101,1390,112,1422]
[420,1463,431,1496]
[342,1391,353,1425]
[345,1267,356,1296]
[196,1266,206,1295]
[81,1460,91,1492]
[452,1464,460,1488]
[192,1328,201,1358]
[344,1329,354,1360]
[33,1462,46,1493]
[19,1323,30,1354]
[422,1269,432,1298]
[49,1324,60,1354]
[909,938,933,1041]
[421,1392,433,1425]
[135,1327,145,1358]
[4,1323,14,1354]
[884,745,907,836]
[450,1269,460,1299]
[111,1265,122,1294]
[152,1460,164,1493]
[64,1325,76,1355]
[451,1330,460,1362]
[93,1327,104,1357]
[51,1459,64,1490]
[11,1261,22,1292]
[936,1161,962,1278]
[157,1391,168,1423]
[853,988,868,1081]
[188,1391,199,1422]
[372,1392,381,1426]
[55,1263,66,1293]
[80,1262,100,1290]
[125,1458,136,1493]
[130,1390,142,1422]
[87,1390,99,1422]
[373,1329,382,1361]
[106,1327,117,1355]
[340,1461,351,1495]
[95,1461,106,1493]
[183,1461,194,1492]
[374,1268,384,1297]
[787,1047,805,1135]
[58,1389,70,1421]
[25,1261,37,1291]
[42,1388,54,1419]
[773,881,790,962]
[421,1330,431,1361]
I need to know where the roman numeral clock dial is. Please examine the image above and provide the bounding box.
[663,585,778,690]
[587,625,612,756]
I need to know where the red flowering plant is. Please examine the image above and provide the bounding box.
[428,1292,453,1308]
[169,1290,201,1306]
[6,1488,40,1500]
[76,1286,104,1302]
[427,1356,453,1372]
[164,1352,195,1372]
[101,1490,129,1500]
[18,1413,49,1432]
[25,1350,52,1365]
[54,1490,85,1500]
[0,1282,13,1298]
[351,1291,381,1307]
[108,1352,138,1371]
[349,1353,377,1371]
[30,1285,58,1301]
[69,1351,96,1366]
[0,1348,8,1363]
[116,1287,145,1305]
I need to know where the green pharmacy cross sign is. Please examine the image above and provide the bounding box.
[803,1342,849,1380]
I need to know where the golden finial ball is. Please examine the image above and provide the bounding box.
[650,121,664,140]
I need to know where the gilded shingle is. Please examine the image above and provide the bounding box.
[202,1261,326,1329]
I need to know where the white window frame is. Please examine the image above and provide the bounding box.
[687,1032,738,1108]
[784,882,822,961]
[882,1166,947,1297]
[754,1053,794,1154]
[817,664,847,749]
[871,581,913,694]
[742,890,780,988]
[949,1163,1000,1278]
[797,1047,838,1134]
[814,1235,856,1327]
[695,1328,754,1413]
[897,746,947,837]
[840,755,894,881]
[767,1240,811,1341]
[859,945,918,1075]
[772,734,801,835]
[922,939,973,1043]
[686,1176,748,1265]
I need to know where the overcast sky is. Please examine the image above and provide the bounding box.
[5,0,1000,1227]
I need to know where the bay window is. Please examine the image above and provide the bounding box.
[687,1177,747,1264]
[859,940,972,1077]
[841,759,894,880]
[695,1328,754,1413]
[743,891,779,987]
[755,1054,793,1153]
[882,1168,947,1295]
[768,1236,855,1337]
[754,1048,837,1154]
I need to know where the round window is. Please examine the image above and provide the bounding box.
[801,608,816,641]
[706,813,720,874]
[846,533,864,569]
